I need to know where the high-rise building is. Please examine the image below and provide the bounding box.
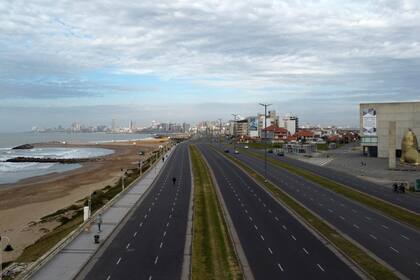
[111,119,117,132]
[279,114,299,135]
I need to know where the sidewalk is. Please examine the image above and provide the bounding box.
[26,148,173,280]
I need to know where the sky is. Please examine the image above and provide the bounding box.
[1,0,420,132]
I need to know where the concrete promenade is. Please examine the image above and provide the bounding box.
[28,148,173,280]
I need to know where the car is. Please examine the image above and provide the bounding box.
[268,149,273,153]
[234,150,239,154]
[224,149,230,153]
[277,151,284,156]
[244,145,249,149]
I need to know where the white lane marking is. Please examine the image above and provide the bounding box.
[268,209,272,214]
[318,203,323,207]
[365,216,371,220]
[144,214,148,219]
[148,207,152,212]
[369,234,377,240]
[169,214,172,219]
[116,257,122,265]
[400,234,410,240]
[126,243,130,249]
[282,225,287,230]
[133,231,138,237]
[291,235,296,241]
[148,276,152,280]
[160,242,163,248]
[106,275,111,280]
[249,216,253,221]
[275,217,279,221]
[166,222,170,227]
[327,209,333,213]
[154,256,159,264]
[277,263,284,272]
[139,222,143,227]
[352,209,357,213]
[390,247,399,254]
[260,234,265,241]
[302,248,309,255]
[317,264,325,272]
[381,225,389,230]
[339,216,345,220]
[416,262,420,267]
[340,203,345,207]
[163,231,167,237]
[353,224,359,229]
[254,225,258,230]
[268,247,273,255]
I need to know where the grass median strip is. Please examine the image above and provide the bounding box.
[190,145,242,280]
[216,147,398,280]
[243,149,420,231]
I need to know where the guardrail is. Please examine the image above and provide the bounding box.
[15,145,173,280]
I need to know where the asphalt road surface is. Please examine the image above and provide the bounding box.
[231,147,420,279]
[198,144,361,280]
[82,142,192,280]
[254,147,420,214]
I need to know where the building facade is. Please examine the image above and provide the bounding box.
[360,102,420,158]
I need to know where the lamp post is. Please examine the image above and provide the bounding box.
[232,114,238,153]
[121,169,128,190]
[259,103,272,182]
[218,118,222,149]
[0,235,14,280]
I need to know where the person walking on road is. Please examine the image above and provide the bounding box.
[96,213,103,233]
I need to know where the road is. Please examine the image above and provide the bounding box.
[231,146,420,279]
[197,144,361,280]
[253,147,420,214]
[82,142,192,280]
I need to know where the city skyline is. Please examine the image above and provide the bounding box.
[1,1,420,131]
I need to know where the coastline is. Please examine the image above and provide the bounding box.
[0,138,169,263]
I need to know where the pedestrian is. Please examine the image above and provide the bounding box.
[162,157,164,162]
[96,213,103,233]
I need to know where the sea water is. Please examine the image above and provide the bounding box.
[0,132,151,185]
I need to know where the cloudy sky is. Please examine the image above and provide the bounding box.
[1,0,420,131]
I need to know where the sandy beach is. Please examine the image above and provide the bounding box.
[0,138,169,263]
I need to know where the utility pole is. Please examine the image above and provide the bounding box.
[218,118,222,149]
[259,103,271,182]
[232,114,238,152]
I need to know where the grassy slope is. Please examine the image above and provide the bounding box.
[190,145,242,280]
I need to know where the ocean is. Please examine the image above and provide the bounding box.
[0,132,152,185]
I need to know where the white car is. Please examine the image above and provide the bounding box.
[244,145,249,149]
[234,150,239,154]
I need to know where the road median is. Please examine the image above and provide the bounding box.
[189,145,242,280]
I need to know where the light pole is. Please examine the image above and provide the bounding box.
[121,169,127,190]
[259,103,271,182]
[0,235,14,280]
[218,118,222,149]
[232,114,238,153]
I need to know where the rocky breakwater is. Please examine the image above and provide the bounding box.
[5,157,100,163]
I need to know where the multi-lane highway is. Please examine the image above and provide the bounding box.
[230,146,420,279]
[253,148,420,214]
[197,144,361,280]
[81,142,192,280]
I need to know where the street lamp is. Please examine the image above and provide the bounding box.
[218,118,222,149]
[0,235,14,280]
[120,169,128,190]
[232,114,238,153]
[259,103,272,182]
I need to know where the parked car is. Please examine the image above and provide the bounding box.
[268,149,273,153]
[244,145,249,149]
[234,150,239,154]
[224,149,230,153]
[277,151,284,156]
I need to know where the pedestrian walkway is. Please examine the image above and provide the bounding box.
[25,148,173,280]
[294,156,334,166]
